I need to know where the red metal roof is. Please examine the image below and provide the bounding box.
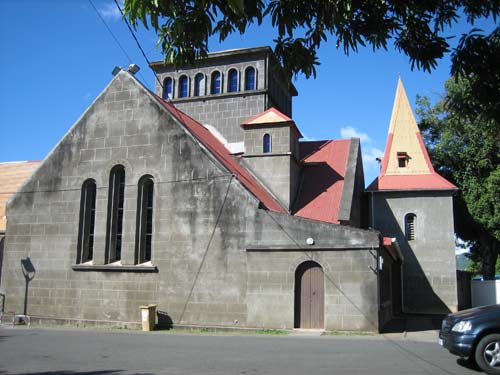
[293,140,351,224]
[155,96,285,213]
[367,173,456,191]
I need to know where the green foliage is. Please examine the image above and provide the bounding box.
[122,0,499,79]
[417,67,500,279]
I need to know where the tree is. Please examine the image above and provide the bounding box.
[122,0,499,79]
[417,76,500,279]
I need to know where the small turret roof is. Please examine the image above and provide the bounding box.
[241,107,303,138]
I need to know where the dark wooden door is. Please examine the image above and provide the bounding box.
[297,262,324,329]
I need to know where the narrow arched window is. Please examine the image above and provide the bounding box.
[194,73,205,96]
[106,165,125,263]
[163,77,173,99]
[211,71,221,94]
[135,175,154,264]
[228,69,238,92]
[263,133,272,153]
[179,75,188,98]
[77,179,96,264]
[405,213,416,241]
[245,67,256,91]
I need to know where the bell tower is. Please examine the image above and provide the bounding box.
[367,79,458,314]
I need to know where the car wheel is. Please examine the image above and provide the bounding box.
[475,334,500,375]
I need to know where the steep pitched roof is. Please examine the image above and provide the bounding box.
[367,79,456,191]
[0,160,41,232]
[293,140,351,224]
[241,107,303,138]
[154,97,285,213]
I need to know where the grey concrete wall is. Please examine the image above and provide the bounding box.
[174,93,265,143]
[151,49,294,144]
[2,71,380,331]
[338,139,366,228]
[371,191,457,313]
[242,125,301,210]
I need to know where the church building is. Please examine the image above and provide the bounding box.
[0,47,457,332]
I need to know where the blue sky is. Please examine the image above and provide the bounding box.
[0,0,497,184]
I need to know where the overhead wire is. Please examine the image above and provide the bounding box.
[113,0,164,90]
[88,0,148,84]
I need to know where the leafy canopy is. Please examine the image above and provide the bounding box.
[123,0,499,78]
[417,74,500,278]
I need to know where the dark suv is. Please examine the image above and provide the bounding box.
[439,304,500,374]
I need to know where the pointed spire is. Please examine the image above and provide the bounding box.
[382,78,434,175]
[367,78,457,191]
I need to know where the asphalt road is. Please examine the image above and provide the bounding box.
[0,327,481,375]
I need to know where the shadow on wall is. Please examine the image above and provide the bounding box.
[156,310,173,330]
[376,198,451,315]
[20,257,36,316]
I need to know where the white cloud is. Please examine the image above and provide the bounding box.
[340,126,371,143]
[362,147,384,169]
[99,1,123,20]
[301,133,317,142]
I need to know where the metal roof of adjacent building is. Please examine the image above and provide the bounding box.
[0,160,41,232]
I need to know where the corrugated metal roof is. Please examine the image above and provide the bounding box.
[0,160,41,232]
[155,97,285,213]
[293,140,351,224]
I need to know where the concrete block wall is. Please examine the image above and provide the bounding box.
[242,125,301,210]
[2,71,381,331]
[151,48,295,144]
[371,191,457,313]
[175,93,265,143]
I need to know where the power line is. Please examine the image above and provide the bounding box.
[113,0,163,89]
[88,0,148,83]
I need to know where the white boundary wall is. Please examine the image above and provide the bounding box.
[471,280,500,307]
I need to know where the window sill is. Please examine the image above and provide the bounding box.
[72,264,158,273]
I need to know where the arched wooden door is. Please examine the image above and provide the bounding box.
[294,261,324,329]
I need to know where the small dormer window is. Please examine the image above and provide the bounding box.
[263,133,271,153]
[397,152,409,168]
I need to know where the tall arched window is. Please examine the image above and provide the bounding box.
[194,73,205,96]
[163,77,173,99]
[228,69,238,92]
[405,213,416,241]
[211,71,221,94]
[77,179,96,264]
[263,133,272,153]
[178,75,188,98]
[135,175,154,264]
[106,165,125,263]
[245,67,256,91]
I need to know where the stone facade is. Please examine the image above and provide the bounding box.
[150,47,296,143]
[370,191,457,313]
[1,70,380,331]
[242,123,301,210]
